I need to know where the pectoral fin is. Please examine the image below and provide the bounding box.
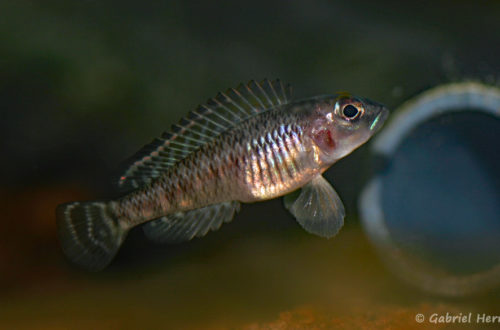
[284,175,345,238]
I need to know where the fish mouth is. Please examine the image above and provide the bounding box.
[370,107,389,132]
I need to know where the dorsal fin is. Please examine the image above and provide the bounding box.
[118,79,293,191]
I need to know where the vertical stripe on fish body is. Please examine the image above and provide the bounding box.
[56,79,389,271]
[116,105,322,226]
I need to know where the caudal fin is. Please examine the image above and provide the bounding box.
[56,201,128,271]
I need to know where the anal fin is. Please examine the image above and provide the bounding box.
[143,201,240,244]
[284,175,345,238]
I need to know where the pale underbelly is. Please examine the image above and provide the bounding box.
[239,166,321,203]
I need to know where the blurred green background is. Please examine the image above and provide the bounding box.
[1,0,499,328]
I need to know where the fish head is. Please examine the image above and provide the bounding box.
[309,93,389,164]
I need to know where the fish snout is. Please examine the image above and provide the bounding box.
[369,105,389,132]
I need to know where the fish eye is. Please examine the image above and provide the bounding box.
[342,104,360,119]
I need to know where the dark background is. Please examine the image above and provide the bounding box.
[1,0,499,328]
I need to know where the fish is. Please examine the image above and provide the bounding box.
[56,79,389,271]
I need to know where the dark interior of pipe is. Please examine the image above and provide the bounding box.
[381,111,500,275]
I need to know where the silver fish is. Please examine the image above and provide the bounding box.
[56,79,389,270]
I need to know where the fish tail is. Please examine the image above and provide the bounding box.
[56,201,128,271]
